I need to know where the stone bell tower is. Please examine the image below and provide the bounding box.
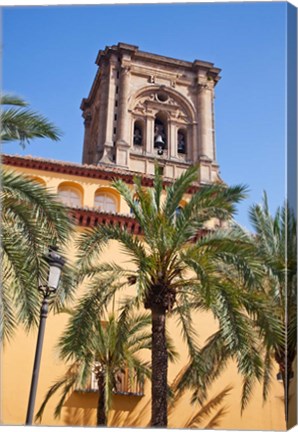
[81,43,221,183]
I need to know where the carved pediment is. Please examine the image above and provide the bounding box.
[132,90,190,123]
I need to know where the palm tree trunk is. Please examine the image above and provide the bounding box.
[151,306,168,427]
[97,372,107,426]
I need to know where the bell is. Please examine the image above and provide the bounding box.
[155,134,165,149]
[178,141,185,153]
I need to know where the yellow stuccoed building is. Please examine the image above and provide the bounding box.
[2,43,294,429]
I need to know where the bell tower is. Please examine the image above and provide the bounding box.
[81,43,221,183]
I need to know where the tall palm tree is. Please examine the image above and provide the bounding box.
[35,309,153,426]
[1,93,61,147]
[70,165,276,427]
[1,170,74,341]
[249,193,297,423]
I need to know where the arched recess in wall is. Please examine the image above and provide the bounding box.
[154,111,168,149]
[57,182,83,207]
[133,119,144,147]
[94,188,119,213]
[130,86,195,156]
[177,128,187,154]
[174,199,187,220]
[29,176,47,187]
[130,85,196,124]
[130,193,140,215]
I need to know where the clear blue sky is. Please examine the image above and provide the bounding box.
[3,3,287,229]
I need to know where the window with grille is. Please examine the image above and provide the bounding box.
[113,368,144,396]
[85,368,144,396]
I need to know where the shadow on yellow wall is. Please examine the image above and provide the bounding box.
[60,383,231,429]
[62,390,150,427]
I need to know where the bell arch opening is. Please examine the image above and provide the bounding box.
[133,119,144,147]
[154,112,168,150]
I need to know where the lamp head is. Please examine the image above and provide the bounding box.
[44,246,65,292]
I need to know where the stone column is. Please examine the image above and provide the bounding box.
[81,109,92,164]
[146,114,155,154]
[169,120,177,159]
[104,60,117,145]
[116,66,130,145]
[115,63,131,168]
[190,123,197,162]
[97,65,108,149]
[197,81,215,161]
[97,57,117,164]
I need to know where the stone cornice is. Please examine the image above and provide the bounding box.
[82,42,221,113]
[2,154,201,192]
[3,154,215,231]
[70,206,142,230]
[3,154,151,185]
[96,43,220,74]
[70,207,210,236]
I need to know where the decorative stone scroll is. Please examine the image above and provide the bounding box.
[132,91,190,123]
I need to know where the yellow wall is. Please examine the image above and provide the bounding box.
[2,163,287,430]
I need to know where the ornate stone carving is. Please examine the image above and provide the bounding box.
[166,96,178,106]
[198,80,213,92]
[176,110,189,122]
[133,93,155,113]
[132,91,191,125]
[121,66,131,75]
[83,109,92,123]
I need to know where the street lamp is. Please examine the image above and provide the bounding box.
[25,246,65,425]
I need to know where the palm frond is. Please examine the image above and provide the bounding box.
[1,108,61,146]
[185,386,232,428]
[0,93,28,106]
[204,406,228,429]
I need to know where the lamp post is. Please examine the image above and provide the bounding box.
[25,246,65,425]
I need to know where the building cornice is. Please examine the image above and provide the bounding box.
[82,42,221,112]
[2,154,202,192]
[70,206,142,231]
[3,154,214,231]
[70,207,210,237]
[2,154,153,185]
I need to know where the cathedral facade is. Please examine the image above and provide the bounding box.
[81,43,220,183]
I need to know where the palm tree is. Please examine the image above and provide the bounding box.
[1,170,74,341]
[1,94,72,341]
[249,193,297,423]
[35,309,153,426]
[71,165,276,427]
[1,93,61,147]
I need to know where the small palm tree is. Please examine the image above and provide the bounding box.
[71,165,276,427]
[35,309,153,426]
[1,170,74,341]
[249,193,297,423]
[1,93,61,147]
